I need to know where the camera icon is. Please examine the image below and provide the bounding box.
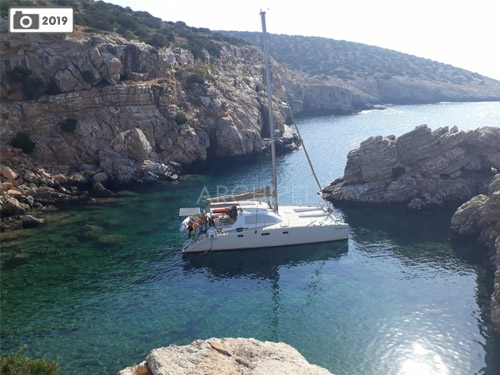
[12,11,39,30]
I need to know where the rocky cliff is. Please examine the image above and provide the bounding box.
[278,65,373,116]
[0,19,301,218]
[0,21,295,167]
[119,338,332,375]
[323,125,500,209]
[451,174,500,333]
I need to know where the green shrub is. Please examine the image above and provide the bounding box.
[23,75,45,99]
[146,33,169,48]
[6,67,45,99]
[0,348,59,375]
[58,118,78,132]
[11,132,35,154]
[175,112,188,125]
[83,27,106,34]
[186,70,206,86]
[160,28,175,41]
[117,27,134,39]
[81,70,94,84]
[135,26,149,38]
[115,14,139,30]
[6,67,32,84]
[188,45,205,60]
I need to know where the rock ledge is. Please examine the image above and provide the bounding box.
[119,337,333,375]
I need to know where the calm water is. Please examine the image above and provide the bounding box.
[1,102,500,375]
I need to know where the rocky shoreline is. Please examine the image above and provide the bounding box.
[324,125,500,333]
[0,134,297,231]
[0,20,302,230]
[323,125,500,209]
[119,338,332,375]
[451,174,500,333]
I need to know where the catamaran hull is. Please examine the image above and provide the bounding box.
[182,224,349,253]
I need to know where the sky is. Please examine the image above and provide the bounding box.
[107,0,500,81]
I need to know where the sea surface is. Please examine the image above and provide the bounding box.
[1,101,500,375]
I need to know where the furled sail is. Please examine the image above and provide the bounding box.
[204,186,272,205]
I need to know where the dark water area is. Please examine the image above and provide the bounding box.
[1,102,500,374]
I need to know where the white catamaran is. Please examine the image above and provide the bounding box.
[179,11,349,253]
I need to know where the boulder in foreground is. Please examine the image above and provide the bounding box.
[119,337,333,375]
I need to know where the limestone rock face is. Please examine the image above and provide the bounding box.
[111,128,153,162]
[450,194,489,235]
[450,174,500,333]
[119,338,332,375]
[323,126,500,208]
[0,25,296,175]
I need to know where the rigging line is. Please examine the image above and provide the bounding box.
[285,95,325,200]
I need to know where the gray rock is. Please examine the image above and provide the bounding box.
[1,196,28,216]
[23,170,39,183]
[324,126,499,208]
[21,215,45,228]
[142,160,179,182]
[451,194,489,235]
[111,128,152,162]
[69,173,89,187]
[99,152,138,185]
[80,164,98,172]
[119,338,332,375]
[17,194,35,207]
[101,52,122,84]
[450,174,500,333]
[127,72,147,81]
[92,182,114,198]
[93,172,109,185]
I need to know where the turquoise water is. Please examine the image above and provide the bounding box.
[1,102,500,374]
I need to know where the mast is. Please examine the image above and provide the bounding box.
[260,10,279,213]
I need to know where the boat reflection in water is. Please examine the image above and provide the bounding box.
[182,240,349,280]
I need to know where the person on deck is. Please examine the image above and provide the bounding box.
[200,213,208,233]
[229,205,238,220]
[193,216,201,240]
